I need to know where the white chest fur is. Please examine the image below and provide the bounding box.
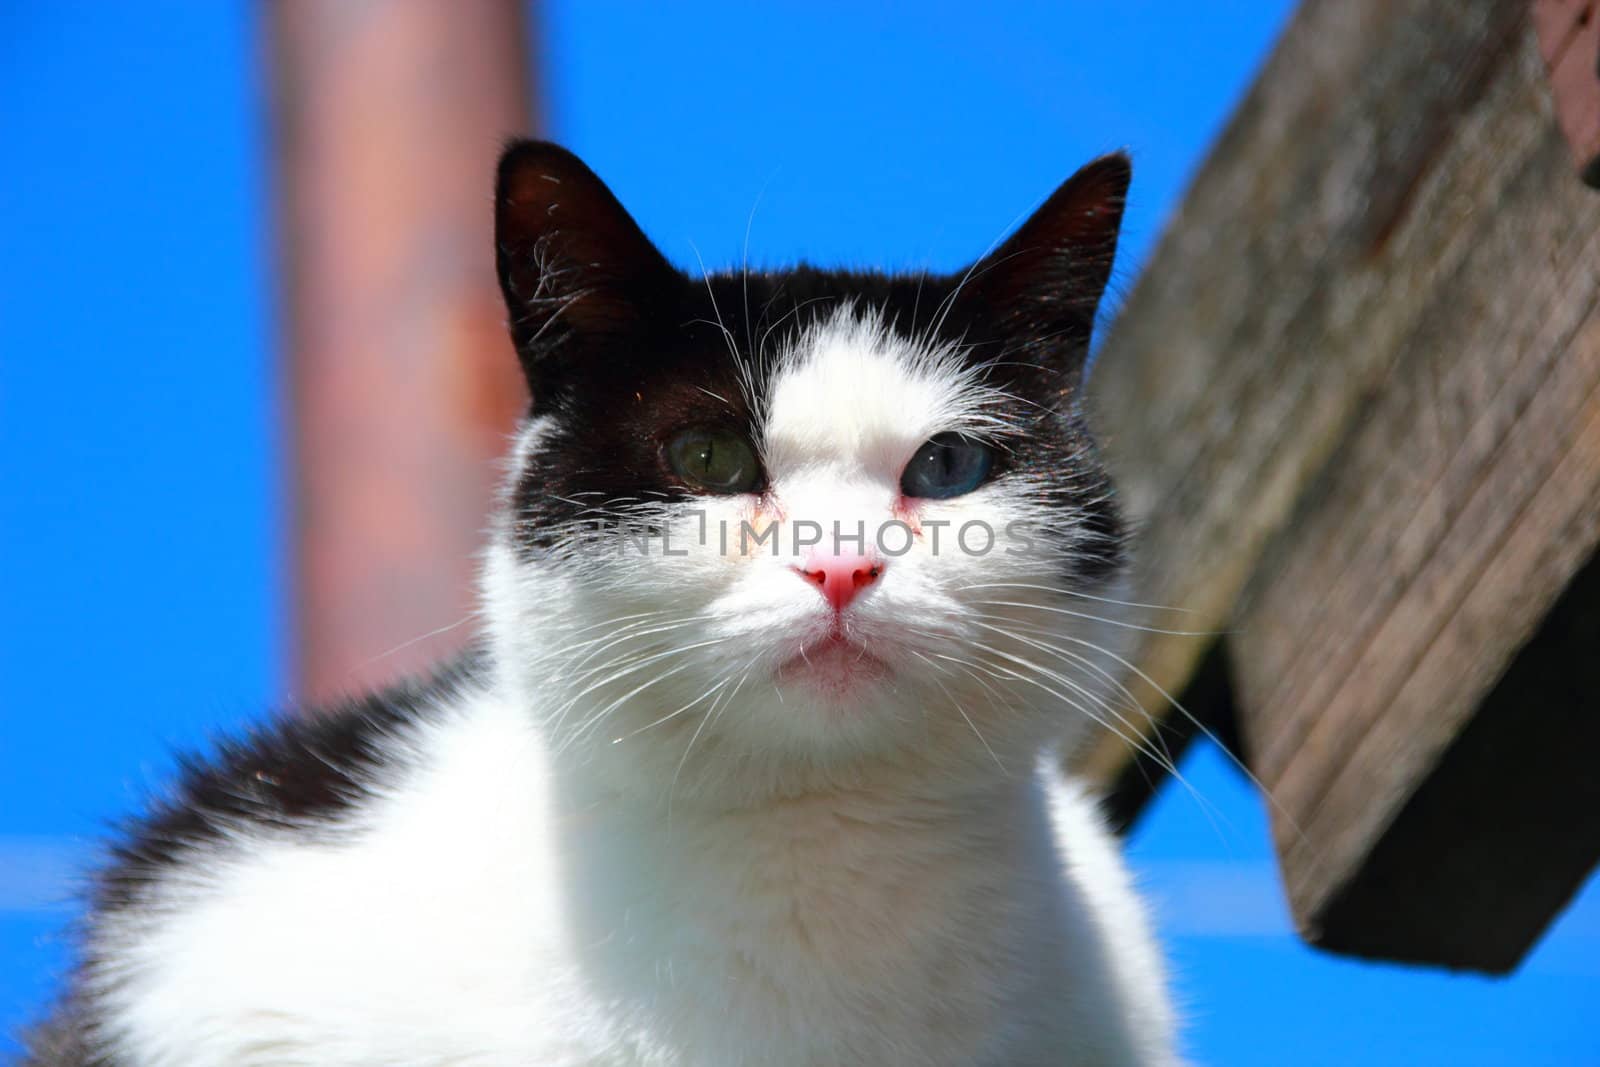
[93,688,1176,1066]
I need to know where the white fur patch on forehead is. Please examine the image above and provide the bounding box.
[760,307,1015,478]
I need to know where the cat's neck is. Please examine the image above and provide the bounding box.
[552,749,1042,848]
[541,741,1063,1051]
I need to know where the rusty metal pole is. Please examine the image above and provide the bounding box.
[269,1,534,702]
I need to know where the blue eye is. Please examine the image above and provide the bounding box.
[900,433,994,499]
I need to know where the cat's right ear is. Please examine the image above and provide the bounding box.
[947,153,1131,365]
[495,141,677,383]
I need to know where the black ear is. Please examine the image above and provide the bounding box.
[495,140,678,377]
[954,152,1130,358]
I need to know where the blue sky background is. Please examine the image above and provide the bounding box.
[2,3,1596,1063]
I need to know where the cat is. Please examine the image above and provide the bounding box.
[20,140,1179,1066]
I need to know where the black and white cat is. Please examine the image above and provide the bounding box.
[23,142,1178,1066]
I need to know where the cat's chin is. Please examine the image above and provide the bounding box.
[774,631,891,701]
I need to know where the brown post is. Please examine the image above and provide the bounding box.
[269,1,534,702]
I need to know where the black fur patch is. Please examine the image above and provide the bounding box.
[91,647,484,913]
[16,994,108,1067]
[17,996,98,1066]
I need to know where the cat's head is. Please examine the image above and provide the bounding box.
[483,141,1132,804]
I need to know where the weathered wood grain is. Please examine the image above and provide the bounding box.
[1301,545,1600,971]
[1077,0,1531,783]
[1233,113,1600,969]
[1076,0,1600,969]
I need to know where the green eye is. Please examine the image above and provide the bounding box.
[665,427,763,494]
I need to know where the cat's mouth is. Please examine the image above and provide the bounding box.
[775,626,890,694]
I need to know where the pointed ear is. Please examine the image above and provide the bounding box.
[495,140,678,374]
[954,152,1130,357]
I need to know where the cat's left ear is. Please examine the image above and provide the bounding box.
[494,140,678,380]
[952,152,1130,358]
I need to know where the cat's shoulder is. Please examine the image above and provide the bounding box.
[33,648,569,1066]
[91,647,489,914]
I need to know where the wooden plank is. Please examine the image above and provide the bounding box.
[1077,0,1600,968]
[1237,59,1599,794]
[1227,40,1600,968]
[1302,544,1600,970]
[1075,0,1532,785]
[269,1,533,702]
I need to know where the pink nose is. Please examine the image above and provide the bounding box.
[793,554,886,612]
